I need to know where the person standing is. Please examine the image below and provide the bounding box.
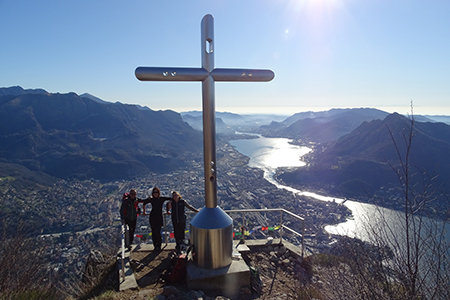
[120,189,140,251]
[140,187,171,250]
[166,191,199,252]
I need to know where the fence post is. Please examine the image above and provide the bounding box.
[279,210,283,243]
[241,211,246,242]
[164,213,168,246]
[121,224,126,282]
[301,218,305,257]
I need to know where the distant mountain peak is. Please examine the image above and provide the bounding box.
[0,86,48,97]
[79,93,108,104]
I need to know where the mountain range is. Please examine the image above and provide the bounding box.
[2,85,450,214]
[181,111,288,133]
[258,108,390,143]
[0,86,202,182]
[278,112,450,214]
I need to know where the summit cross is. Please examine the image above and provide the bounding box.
[135,14,274,209]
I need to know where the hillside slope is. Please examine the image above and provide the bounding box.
[0,87,202,180]
[279,113,450,213]
[259,108,388,143]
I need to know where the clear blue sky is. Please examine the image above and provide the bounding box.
[1,0,449,115]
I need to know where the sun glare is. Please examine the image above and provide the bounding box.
[287,0,346,34]
[283,0,348,64]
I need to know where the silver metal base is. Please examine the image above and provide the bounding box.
[190,206,233,269]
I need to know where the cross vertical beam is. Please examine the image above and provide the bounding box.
[201,14,217,208]
[135,14,274,209]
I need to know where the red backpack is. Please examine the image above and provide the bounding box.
[122,192,140,212]
[165,254,187,283]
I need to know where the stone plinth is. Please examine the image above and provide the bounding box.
[186,257,250,294]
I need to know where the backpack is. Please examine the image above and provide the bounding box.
[161,245,192,283]
[121,193,140,220]
[163,254,187,283]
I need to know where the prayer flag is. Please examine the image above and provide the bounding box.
[169,233,175,239]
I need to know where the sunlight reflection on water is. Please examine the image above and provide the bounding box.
[230,135,394,241]
[230,134,450,247]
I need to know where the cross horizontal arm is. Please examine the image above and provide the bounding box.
[135,67,274,82]
[212,68,275,82]
[135,67,209,81]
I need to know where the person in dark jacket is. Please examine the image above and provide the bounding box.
[166,191,199,252]
[120,189,140,251]
[140,187,171,250]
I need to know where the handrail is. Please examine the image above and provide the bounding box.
[136,207,305,257]
[224,208,305,257]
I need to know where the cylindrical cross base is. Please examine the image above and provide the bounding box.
[190,206,233,270]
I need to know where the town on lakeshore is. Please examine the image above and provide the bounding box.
[16,137,350,284]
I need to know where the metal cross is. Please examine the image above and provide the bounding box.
[135,14,274,209]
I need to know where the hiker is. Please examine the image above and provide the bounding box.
[166,191,199,252]
[139,187,171,250]
[120,189,141,251]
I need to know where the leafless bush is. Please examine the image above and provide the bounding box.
[64,246,118,299]
[306,107,450,299]
[0,222,62,300]
[332,108,450,299]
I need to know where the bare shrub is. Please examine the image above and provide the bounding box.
[64,247,118,299]
[306,107,450,299]
[332,109,450,299]
[0,222,61,299]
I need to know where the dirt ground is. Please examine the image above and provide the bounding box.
[127,242,310,300]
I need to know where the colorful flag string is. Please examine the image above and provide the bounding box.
[135,225,281,239]
[232,225,281,238]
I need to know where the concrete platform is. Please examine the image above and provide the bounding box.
[185,240,252,292]
[117,245,138,291]
[118,238,300,292]
[132,242,176,252]
[186,257,250,293]
[117,242,180,291]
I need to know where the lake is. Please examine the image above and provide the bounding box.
[230,134,450,243]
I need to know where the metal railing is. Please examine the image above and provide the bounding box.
[224,208,305,257]
[136,207,305,257]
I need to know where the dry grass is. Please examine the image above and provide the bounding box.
[0,224,62,300]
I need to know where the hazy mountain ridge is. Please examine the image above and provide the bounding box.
[181,110,288,132]
[278,113,450,215]
[258,108,389,143]
[0,87,202,181]
[180,113,233,133]
[79,92,109,104]
[0,85,48,97]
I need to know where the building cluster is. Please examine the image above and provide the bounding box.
[110,141,352,250]
[38,226,118,285]
[4,139,354,284]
